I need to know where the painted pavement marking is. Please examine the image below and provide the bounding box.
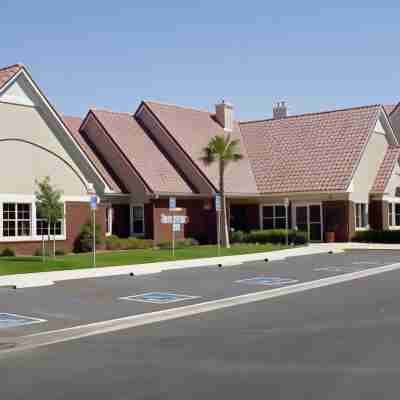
[119,292,201,304]
[235,277,299,286]
[0,313,46,329]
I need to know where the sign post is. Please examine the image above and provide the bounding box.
[215,194,221,256]
[169,197,177,257]
[90,195,97,267]
[284,197,289,246]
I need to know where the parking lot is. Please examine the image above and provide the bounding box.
[1,250,400,338]
[3,250,400,399]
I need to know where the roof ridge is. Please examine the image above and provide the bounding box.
[0,63,24,73]
[239,104,382,125]
[90,108,132,116]
[144,100,212,114]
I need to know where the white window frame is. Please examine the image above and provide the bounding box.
[106,207,113,237]
[0,196,67,242]
[354,203,369,231]
[388,202,400,230]
[130,204,145,236]
[260,204,287,230]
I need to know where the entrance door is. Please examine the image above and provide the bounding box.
[294,204,322,242]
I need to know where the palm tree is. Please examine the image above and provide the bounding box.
[201,134,243,248]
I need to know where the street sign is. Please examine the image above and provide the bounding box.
[161,214,173,224]
[215,194,221,211]
[173,215,187,224]
[169,197,176,210]
[173,223,181,232]
[90,195,97,210]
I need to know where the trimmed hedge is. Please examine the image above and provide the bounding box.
[0,247,16,257]
[353,230,400,243]
[105,235,154,250]
[244,229,308,245]
[158,238,199,250]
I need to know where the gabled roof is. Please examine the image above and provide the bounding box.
[240,105,381,194]
[62,116,123,193]
[89,109,194,195]
[371,145,400,193]
[384,104,399,116]
[0,64,22,91]
[143,101,259,195]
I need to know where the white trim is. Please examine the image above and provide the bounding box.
[354,202,369,231]
[106,206,113,236]
[1,68,111,193]
[0,194,90,203]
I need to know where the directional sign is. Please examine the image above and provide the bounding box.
[169,197,176,210]
[90,195,98,210]
[161,214,173,224]
[215,194,221,211]
[173,223,181,232]
[173,215,187,224]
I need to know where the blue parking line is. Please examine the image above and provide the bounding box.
[0,313,46,329]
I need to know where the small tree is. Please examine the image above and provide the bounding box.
[201,134,243,248]
[35,177,64,258]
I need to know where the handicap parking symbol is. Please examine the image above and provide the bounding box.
[0,313,46,329]
[235,277,299,286]
[119,292,200,304]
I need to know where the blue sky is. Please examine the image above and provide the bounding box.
[1,1,400,120]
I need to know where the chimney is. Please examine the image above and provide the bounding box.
[215,100,234,131]
[273,101,288,119]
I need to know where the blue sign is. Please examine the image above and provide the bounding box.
[236,277,298,286]
[215,194,221,211]
[119,292,200,304]
[169,197,176,210]
[0,313,46,329]
[90,195,97,210]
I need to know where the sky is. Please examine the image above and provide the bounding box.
[1,0,400,120]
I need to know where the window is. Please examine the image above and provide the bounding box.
[3,203,31,237]
[132,205,144,235]
[390,203,400,227]
[355,203,368,229]
[36,206,63,236]
[262,205,287,230]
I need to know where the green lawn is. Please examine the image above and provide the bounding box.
[0,244,290,276]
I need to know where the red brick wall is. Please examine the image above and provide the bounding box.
[151,198,216,244]
[0,202,107,256]
[323,201,355,242]
[369,200,389,230]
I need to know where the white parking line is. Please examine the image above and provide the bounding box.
[4,261,400,354]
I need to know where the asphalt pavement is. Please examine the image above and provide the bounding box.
[2,251,400,398]
[1,250,400,337]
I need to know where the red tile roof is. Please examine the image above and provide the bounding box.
[0,64,22,90]
[62,115,123,193]
[91,109,194,194]
[240,105,381,194]
[144,101,259,195]
[371,145,400,193]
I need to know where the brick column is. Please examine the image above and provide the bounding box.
[369,200,389,230]
[323,201,355,242]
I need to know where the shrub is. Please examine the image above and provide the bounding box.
[105,235,154,251]
[230,230,246,244]
[0,247,15,257]
[353,230,400,243]
[244,229,307,245]
[158,238,199,249]
[73,221,102,253]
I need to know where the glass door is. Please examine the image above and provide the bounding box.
[294,204,322,242]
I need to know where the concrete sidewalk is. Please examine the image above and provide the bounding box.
[0,245,334,289]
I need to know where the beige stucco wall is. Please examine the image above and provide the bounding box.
[349,124,388,203]
[0,102,87,196]
[383,162,400,198]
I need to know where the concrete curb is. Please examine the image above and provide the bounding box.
[0,245,335,289]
